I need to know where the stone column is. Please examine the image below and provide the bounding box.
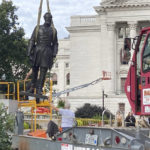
[58,59,65,92]
[106,23,116,93]
[128,22,138,61]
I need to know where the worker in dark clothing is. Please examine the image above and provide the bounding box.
[27,12,58,103]
[130,112,136,126]
[125,112,136,127]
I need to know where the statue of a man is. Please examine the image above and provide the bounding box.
[27,12,58,103]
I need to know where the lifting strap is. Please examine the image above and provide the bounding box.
[35,0,43,42]
[46,0,56,41]
[35,0,56,42]
[46,0,50,13]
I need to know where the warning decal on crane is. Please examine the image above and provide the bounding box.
[74,147,100,150]
[61,144,100,150]
[145,106,150,113]
[85,134,98,145]
[143,89,150,105]
[61,144,73,150]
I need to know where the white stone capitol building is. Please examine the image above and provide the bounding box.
[51,0,150,115]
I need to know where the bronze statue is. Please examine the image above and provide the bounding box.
[27,12,58,103]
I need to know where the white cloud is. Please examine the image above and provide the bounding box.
[1,0,101,39]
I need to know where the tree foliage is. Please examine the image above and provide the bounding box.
[0,0,30,82]
[75,103,114,119]
[0,103,15,150]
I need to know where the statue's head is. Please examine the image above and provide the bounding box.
[44,12,52,26]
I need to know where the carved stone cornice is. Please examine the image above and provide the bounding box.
[101,0,128,5]
[101,0,150,6]
[128,22,138,30]
[107,24,115,31]
[95,0,150,14]
[66,25,101,33]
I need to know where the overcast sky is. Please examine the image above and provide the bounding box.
[1,0,101,39]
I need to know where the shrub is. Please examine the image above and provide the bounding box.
[76,119,83,126]
[75,103,114,119]
[0,103,15,150]
[57,99,65,108]
[24,122,30,129]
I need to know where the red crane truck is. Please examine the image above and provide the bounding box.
[125,27,150,116]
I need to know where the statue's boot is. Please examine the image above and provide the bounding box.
[25,83,35,100]
[27,66,39,93]
[36,67,47,103]
[27,83,35,94]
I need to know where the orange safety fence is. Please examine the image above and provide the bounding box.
[28,130,47,138]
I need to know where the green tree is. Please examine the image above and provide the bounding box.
[0,0,30,82]
[75,103,114,119]
[0,103,15,150]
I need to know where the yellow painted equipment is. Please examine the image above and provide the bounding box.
[17,79,53,131]
[0,82,15,99]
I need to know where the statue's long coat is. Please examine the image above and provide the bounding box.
[28,24,58,69]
